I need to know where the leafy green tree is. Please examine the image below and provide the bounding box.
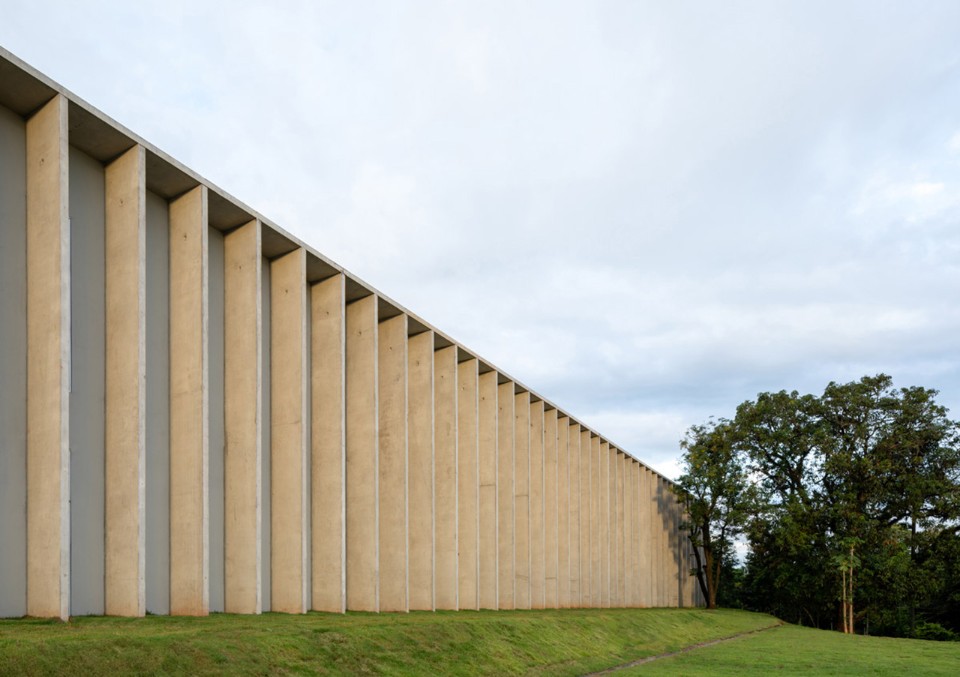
[676,419,754,609]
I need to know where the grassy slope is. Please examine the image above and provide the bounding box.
[0,608,774,676]
[629,623,960,676]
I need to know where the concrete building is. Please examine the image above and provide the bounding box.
[0,47,703,619]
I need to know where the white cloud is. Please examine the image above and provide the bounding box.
[3,1,959,475]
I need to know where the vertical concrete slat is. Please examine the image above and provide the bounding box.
[556,417,569,608]
[579,428,591,606]
[529,399,544,609]
[433,345,458,610]
[629,460,644,607]
[311,274,345,612]
[25,95,70,620]
[590,435,601,608]
[617,451,629,607]
[168,183,208,616]
[407,331,434,611]
[223,220,262,614]
[611,448,620,607]
[496,381,515,610]
[346,294,378,612]
[643,469,654,607]
[568,423,581,607]
[378,314,408,612]
[457,358,479,610]
[270,249,307,614]
[599,441,610,608]
[514,391,531,609]
[543,408,558,609]
[477,371,498,609]
[103,144,147,617]
[623,457,634,607]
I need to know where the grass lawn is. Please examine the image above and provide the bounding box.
[0,607,774,676]
[627,622,960,676]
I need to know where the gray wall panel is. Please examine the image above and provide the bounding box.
[208,228,225,613]
[68,147,105,616]
[145,190,170,614]
[0,104,27,618]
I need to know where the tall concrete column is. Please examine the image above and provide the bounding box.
[346,294,379,611]
[103,144,147,617]
[579,427,591,606]
[556,416,570,608]
[514,390,531,609]
[378,314,408,612]
[25,94,70,620]
[608,447,618,607]
[477,370,498,609]
[599,441,610,608]
[168,183,208,616]
[639,468,654,607]
[407,331,434,611]
[624,457,634,607]
[270,249,307,614]
[568,423,581,607]
[223,219,262,614]
[591,435,601,608]
[496,380,515,609]
[457,357,479,610]
[543,407,558,609]
[616,452,626,606]
[529,398,544,609]
[434,344,458,610]
[311,274,345,612]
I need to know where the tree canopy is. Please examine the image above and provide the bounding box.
[676,374,960,638]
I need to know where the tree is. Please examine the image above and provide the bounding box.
[676,419,754,609]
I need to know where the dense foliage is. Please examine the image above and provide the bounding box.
[676,375,960,639]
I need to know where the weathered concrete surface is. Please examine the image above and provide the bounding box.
[434,345,458,610]
[457,358,479,610]
[497,381,515,610]
[478,370,498,610]
[407,331,434,611]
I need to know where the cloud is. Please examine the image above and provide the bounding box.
[3,1,960,479]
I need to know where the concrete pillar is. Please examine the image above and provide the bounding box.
[477,370,498,610]
[591,435,601,608]
[568,423,581,607]
[602,441,613,608]
[514,390,531,609]
[639,468,653,607]
[616,452,626,607]
[529,399,544,609]
[556,416,570,609]
[103,145,147,617]
[311,274,345,613]
[407,331,434,611]
[543,408,558,609]
[378,314,408,612]
[579,427,592,606]
[167,183,208,616]
[270,249,307,614]
[496,380,515,610]
[457,357,479,610]
[223,219,262,614]
[434,344,458,610]
[612,448,621,607]
[25,95,70,620]
[624,458,635,607]
[346,294,378,612]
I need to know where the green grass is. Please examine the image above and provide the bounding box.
[626,623,960,676]
[0,608,773,676]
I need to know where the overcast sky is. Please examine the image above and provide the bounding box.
[4,1,959,478]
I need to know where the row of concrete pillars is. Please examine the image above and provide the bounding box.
[0,93,703,620]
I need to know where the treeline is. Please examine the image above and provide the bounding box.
[677,374,960,640]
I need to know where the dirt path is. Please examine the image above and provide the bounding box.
[583,621,785,675]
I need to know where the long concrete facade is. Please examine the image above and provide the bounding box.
[0,49,704,619]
